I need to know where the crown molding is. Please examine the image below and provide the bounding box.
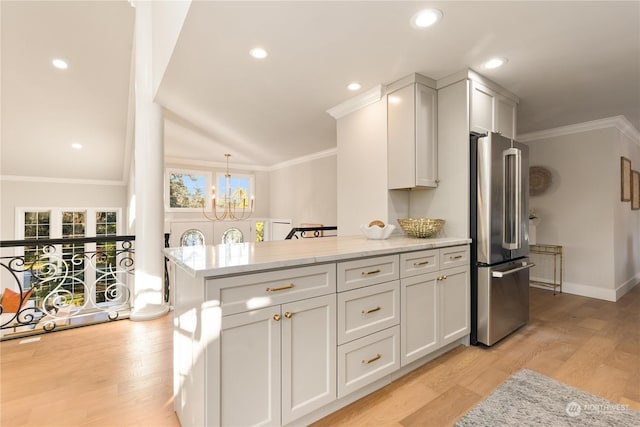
[518,115,640,146]
[164,157,271,172]
[269,148,337,171]
[436,68,519,103]
[0,175,127,186]
[326,85,385,119]
[386,73,436,93]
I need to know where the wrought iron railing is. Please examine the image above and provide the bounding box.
[285,226,337,240]
[0,234,169,340]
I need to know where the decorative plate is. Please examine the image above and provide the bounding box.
[530,166,552,196]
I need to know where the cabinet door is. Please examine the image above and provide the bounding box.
[415,83,438,187]
[439,265,470,346]
[400,271,439,366]
[388,83,437,189]
[495,96,517,139]
[281,294,336,424]
[471,80,518,139]
[388,83,415,189]
[219,307,281,427]
[470,80,494,135]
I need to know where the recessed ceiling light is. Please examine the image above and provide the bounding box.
[484,57,508,69]
[249,47,268,59]
[52,58,68,70]
[347,83,361,91]
[71,143,82,150]
[411,9,443,28]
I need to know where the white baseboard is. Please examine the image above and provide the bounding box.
[616,273,640,301]
[561,281,617,302]
[531,274,639,302]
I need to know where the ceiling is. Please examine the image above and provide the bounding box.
[2,1,639,182]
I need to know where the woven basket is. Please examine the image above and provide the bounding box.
[397,218,445,238]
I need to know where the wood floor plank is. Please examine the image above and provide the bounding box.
[399,384,481,427]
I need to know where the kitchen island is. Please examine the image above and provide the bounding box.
[165,235,471,427]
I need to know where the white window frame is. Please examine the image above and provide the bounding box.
[165,168,212,212]
[13,207,124,310]
[214,172,255,213]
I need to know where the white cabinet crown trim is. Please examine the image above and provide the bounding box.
[326,85,385,119]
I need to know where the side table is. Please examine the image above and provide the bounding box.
[529,244,563,294]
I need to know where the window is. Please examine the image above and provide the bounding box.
[255,221,265,243]
[215,172,254,213]
[180,229,205,247]
[16,208,123,311]
[23,211,50,293]
[95,211,119,304]
[166,168,212,211]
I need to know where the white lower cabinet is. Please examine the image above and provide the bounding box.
[439,265,470,346]
[193,246,469,427]
[337,280,400,345]
[400,271,439,365]
[217,294,336,426]
[337,325,400,398]
[281,295,337,424]
[400,247,470,367]
[220,306,281,427]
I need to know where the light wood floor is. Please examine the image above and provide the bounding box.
[1,286,638,427]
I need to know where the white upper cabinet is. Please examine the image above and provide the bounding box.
[388,76,438,189]
[470,80,517,139]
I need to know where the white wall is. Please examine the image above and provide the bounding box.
[613,127,640,298]
[522,117,640,301]
[269,153,337,229]
[0,179,128,240]
[336,98,389,236]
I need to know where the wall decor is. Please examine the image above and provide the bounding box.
[621,156,631,202]
[632,169,640,210]
[529,166,552,196]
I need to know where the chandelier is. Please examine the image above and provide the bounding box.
[203,154,254,221]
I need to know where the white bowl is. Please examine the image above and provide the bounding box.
[359,224,395,240]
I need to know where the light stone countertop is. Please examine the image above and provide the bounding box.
[164,235,471,278]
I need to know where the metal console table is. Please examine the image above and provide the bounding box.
[529,244,563,294]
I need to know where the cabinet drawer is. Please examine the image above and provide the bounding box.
[400,249,439,278]
[337,281,400,345]
[208,264,336,316]
[337,326,400,398]
[337,255,399,292]
[439,245,469,269]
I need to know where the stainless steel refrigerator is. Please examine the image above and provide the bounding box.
[470,132,535,346]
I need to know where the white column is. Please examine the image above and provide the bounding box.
[130,0,169,321]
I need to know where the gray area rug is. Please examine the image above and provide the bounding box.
[455,369,640,426]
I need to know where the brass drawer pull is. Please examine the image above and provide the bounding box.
[266,284,295,292]
[361,306,381,315]
[437,275,448,281]
[362,354,381,364]
[449,255,463,260]
[284,312,293,319]
[413,261,430,266]
[361,269,381,276]
[273,314,281,321]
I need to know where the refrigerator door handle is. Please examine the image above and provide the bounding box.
[492,262,536,278]
[502,147,522,250]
